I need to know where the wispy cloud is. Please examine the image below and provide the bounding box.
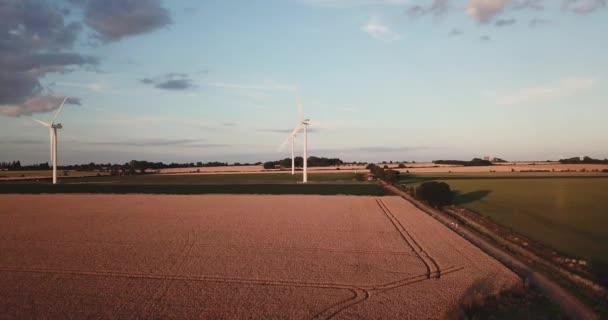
[300,0,409,8]
[496,77,597,105]
[140,73,197,91]
[449,28,464,36]
[513,0,545,11]
[257,128,319,134]
[407,0,451,18]
[313,146,442,153]
[361,16,402,42]
[97,115,241,132]
[202,82,297,92]
[92,139,204,147]
[529,17,551,27]
[55,81,109,93]
[466,0,509,23]
[562,0,607,14]
[494,18,516,27]
[91,139,230,148]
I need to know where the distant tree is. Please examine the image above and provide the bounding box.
[398,163,406,169]
[383,165,389,169]
[415,182,453,208]
[383,170,400,184]
[263,162,275,170]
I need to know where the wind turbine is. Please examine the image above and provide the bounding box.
[278,95,311,183]
[32,97,68,185]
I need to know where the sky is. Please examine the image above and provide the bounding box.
[0,0,607,164]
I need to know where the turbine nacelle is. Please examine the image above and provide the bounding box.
[52,123,63,129]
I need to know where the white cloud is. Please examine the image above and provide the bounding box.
[466,0,509,23]
[55,82,109,93]
[361,16,402,42]
[496,77,596,105]
[301,0,409,8]
[202,82,297,92]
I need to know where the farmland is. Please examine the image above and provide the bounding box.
[0,170,106,179]
[400,173,608,264]
[0,172,385,195]
[0,194,519,319]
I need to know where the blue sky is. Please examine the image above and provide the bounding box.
[1,0,606,164]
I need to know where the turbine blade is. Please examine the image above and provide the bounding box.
[32,118,51,127]
[289,123,303,137]
[278,134,292,152]
[51,96,68,124]
[277,124,302,151]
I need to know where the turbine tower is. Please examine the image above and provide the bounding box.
[302,117,309,183]
[290,134,295,175]
[298,96,310,183]
[32,97,68,185]
[280,123,301,176]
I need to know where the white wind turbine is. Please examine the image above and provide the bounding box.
[279,95,311,183]
[31,97,68,185]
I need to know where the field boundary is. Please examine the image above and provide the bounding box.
[442,206,607,295]
[379,181,599,320]
[399,174,608,182]
[0,183,385,196]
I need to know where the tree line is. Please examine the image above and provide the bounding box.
[1,161,50,170]
[366,163,400,184]
[559,156,608,164]
[263,157,344,170]
[0,160,263,173]
[433,158,494,166]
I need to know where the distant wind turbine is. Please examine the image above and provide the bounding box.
[31,97,68,185]
[278,95,312,183]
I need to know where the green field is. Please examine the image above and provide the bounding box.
[7,172,364,184]
[401,174,608,264]
[0,170,106,178]
[0,172,383,196]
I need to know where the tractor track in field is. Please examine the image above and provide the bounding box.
[375,198,441,279]
[1,239,417,257]
[0,264,462,320]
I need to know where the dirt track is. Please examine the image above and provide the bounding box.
[0,195,518,319]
